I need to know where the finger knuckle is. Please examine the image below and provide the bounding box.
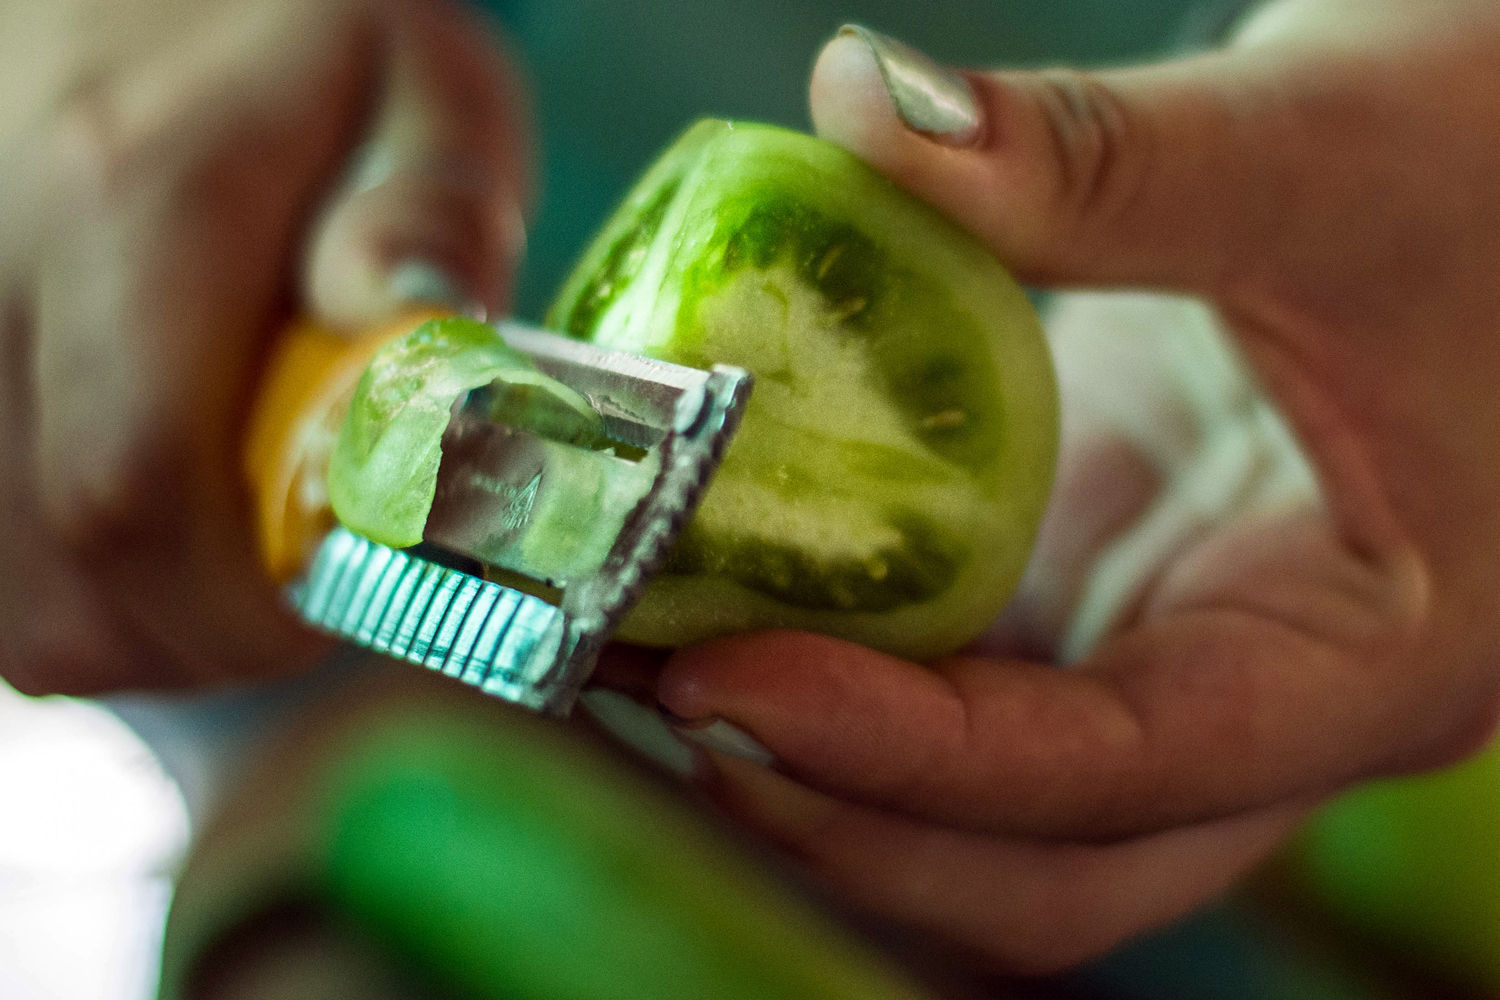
[48,90,238,222]
[1029,68,1153,260]
[46,86,151,211]
[44,2,376,216]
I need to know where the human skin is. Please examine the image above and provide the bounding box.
[7,0,1500,979]
[639,0,1500,973]
[0,0,530,693]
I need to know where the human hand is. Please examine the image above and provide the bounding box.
[0,0,529,694]
[643,0,1500,972]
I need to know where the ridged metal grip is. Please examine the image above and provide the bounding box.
[293,528,576,711]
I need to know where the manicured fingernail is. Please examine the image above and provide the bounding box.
[672,719,776,767]
[579,690,699,778]
[385,260,485,319]
[657,703,710,729]
[837,24,982,145]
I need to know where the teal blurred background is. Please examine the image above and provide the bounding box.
[476,0,1217,318]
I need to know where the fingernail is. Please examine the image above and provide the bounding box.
[837,24,982,146]
[579,690,699,778]
[385,260,485,319]
[672,719,777,767]
[657,702,710,729]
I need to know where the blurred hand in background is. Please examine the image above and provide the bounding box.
[0,0,530,695]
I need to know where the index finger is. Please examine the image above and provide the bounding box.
[657,509,1442,840]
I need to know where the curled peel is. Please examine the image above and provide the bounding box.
[244,311,444,582]
[328,317,601,549]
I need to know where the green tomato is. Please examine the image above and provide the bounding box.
[548,120,1058,661]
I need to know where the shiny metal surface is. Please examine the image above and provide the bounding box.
[290,323,751,714]
[293,528,572,711]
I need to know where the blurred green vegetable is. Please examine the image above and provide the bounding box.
[315,709,936,1000]
[1287,734,1500,993]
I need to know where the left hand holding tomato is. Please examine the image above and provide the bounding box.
[635,1,1500,972]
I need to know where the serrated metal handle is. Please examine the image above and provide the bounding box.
[293,528,579,712]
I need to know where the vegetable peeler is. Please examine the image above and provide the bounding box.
[288,320,752,716]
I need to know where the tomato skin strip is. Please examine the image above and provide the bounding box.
[243,311,444,583]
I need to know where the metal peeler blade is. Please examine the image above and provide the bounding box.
[289,320,752,715]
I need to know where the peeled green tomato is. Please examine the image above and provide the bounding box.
[548,120,1058,660]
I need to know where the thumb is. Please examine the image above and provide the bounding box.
[304,0,532,326]
[810,25,1264,294]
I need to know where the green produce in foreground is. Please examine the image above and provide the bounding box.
[315,709,935,1000]
[154,685,936,1000]
[1284,733,1500,993]
[549,119,1058,660]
